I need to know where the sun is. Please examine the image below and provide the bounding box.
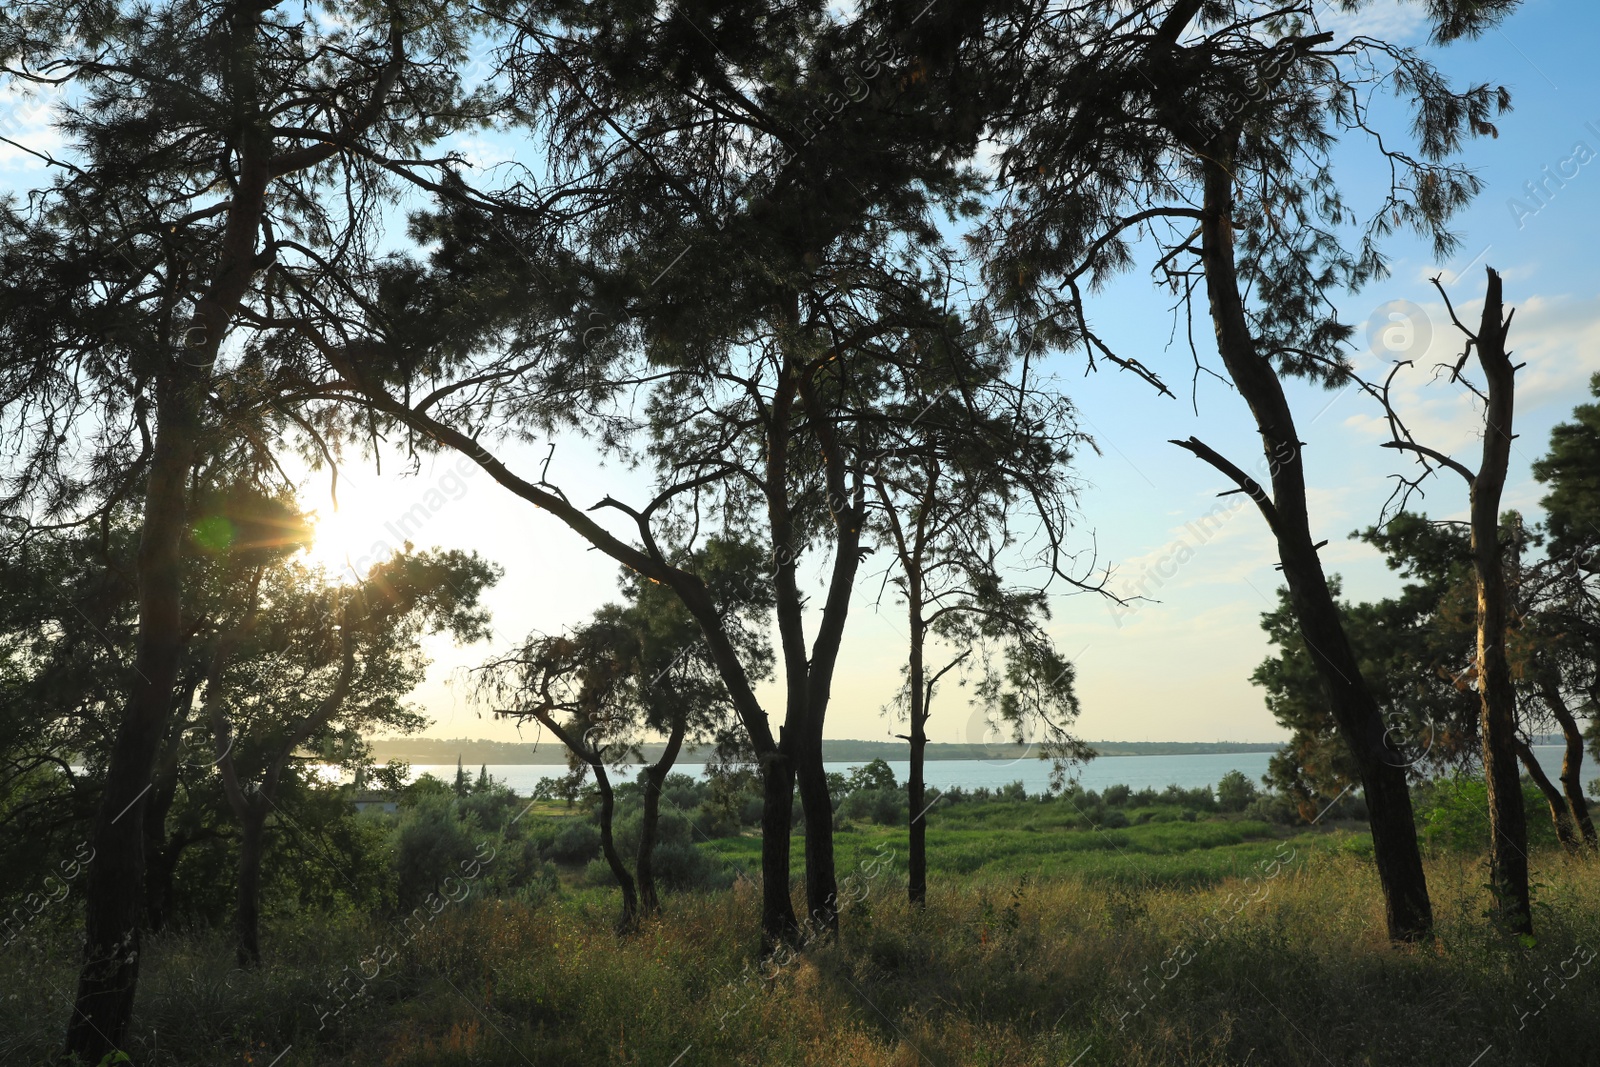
[303,507,371,582]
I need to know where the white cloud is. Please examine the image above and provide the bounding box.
[1317,1,1429,45]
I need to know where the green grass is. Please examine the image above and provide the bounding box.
[707,810,1328,887]
[6,826,1599,1066]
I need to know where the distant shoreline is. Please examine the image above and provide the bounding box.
[366,737,1287,766]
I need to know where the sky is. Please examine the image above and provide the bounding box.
[4,0,1597,748]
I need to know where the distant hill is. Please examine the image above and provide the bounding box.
[366,736,1285,766]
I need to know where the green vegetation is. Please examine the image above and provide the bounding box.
[5,797,1596,1066]
[11,762,1587,1066]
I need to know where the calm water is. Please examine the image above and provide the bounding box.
[405,745,1572,797]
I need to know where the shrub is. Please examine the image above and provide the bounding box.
[1103,784,1132,807]
[650,841,733,892]
[1419,775,1559,851]
[546,819,602,864]
[1217,770,1260,813]
[392,796,476,911]
[1244,795,1298,825]
[840,787,904,826]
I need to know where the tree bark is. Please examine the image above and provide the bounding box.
[142,674,202,934]
[904,578,930,907]
[636,711,687,916]
[64,33,277,1058]
[907,657,929,907]
[759,746,799,950]
[1537,681,1597,851]
[1516,739,1580,855]
[1183,147,1433,942]
[1468,268,1533,934]
[591,760,639,934]
[64,369,204,1062]
[234,804,266,967]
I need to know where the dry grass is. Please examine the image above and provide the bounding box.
[4,846,1598,1066]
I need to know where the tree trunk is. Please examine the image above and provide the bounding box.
[907,614,929,907]
[143,674,199,934]
[1187,148,1432,942]
[759,746,800,951]
[794,729,838,935]
[637,713,688,916]
[1468,268,1532,934]
[1539,682,1597,851]
[64,40,274,1049]
[592,761,639,933]
[141,775,180,935]
[1516,739,1580,855]
[64,371,204,1062]
[143,834,181,936]
[235,803,266,967]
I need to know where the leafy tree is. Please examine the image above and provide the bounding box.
[281,0,1042,949]
[484,540,771,925]
[1263,504,1597,858]
[868,347,1092,905]
[845,760,899,795]
[1530,373,1600,845]
[982,0,1518,942]
[0,0,487,1052]
[207,547,498,965]
[1361,270,1532,931]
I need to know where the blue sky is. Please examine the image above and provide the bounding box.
[3,1,1596,748]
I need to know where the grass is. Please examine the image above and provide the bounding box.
[4,828,1599,1066]
[708,808,1341,887]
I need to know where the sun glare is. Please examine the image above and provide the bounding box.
[304,507,371,582]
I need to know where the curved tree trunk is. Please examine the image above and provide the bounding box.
[1517,738,1581,855]
[143,678,201,935]
[142,768,182,935]
[1538,681,1597,851]
[591,761,639,933]
[64,36,276,1049]
[1181,147,1432,942]
[637,713,688,916]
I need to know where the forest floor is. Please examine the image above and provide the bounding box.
[4,823,1598,1066]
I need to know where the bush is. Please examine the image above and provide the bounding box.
[1418,775,1559,851]
[840,787,904,826]
[546,818,602,864]
[846,759,898,793]
[1162,784,1217,811]
[1103,784,1132,807]
[1244,795,1298,825]
[392,796,476,911]
[649,841,732,892]
[1217,770,1259,813]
